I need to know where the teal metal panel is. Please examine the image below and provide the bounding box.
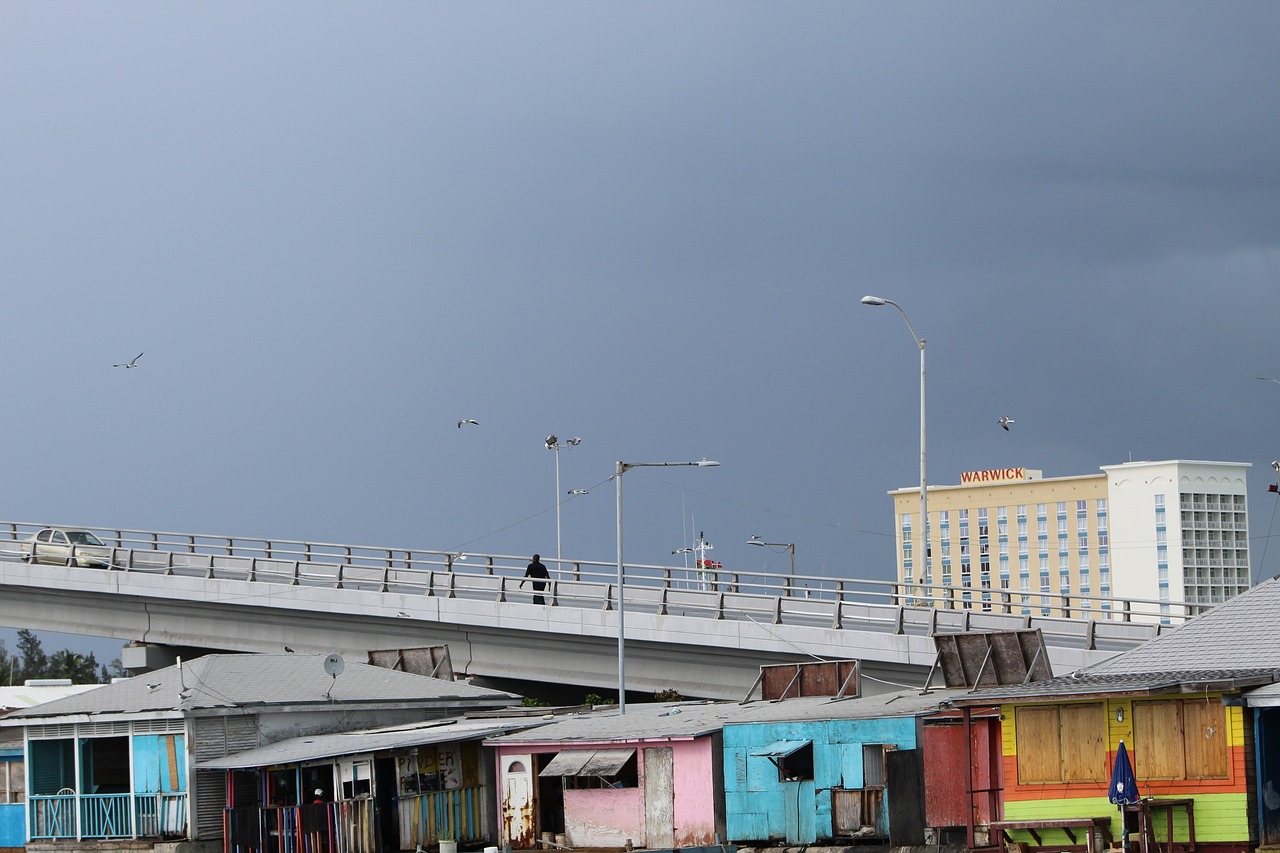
[0,803,24,846]
[722,716,921,844]
[132,734,186,794]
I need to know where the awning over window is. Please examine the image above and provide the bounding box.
[539,749,635,778]
[750,740,811,759]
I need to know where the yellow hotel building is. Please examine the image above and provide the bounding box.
[889,459,1252,620]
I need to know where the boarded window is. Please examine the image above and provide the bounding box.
[1183,700,1228,779]
[1134,701,1184,780]
[1135,699,1228,781]
[1015,706,1062,783]
[1061,704,1105,782]
[1015,703,1104,784]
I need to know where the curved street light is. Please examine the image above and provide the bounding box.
[862,294,929,592]
[747,535,796,593]
[615,459,719,713]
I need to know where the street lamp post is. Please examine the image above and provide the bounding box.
[747,535,796,594]
[545,435,582,577]
[861,295,928,597]
[615,458,720,714]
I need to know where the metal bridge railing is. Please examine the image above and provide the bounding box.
[0,520,1190,650]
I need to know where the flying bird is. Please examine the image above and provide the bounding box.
[998,416,1015,431]
[567,488,589,495]
[457,419,479,428]
[113,353,144,369]
[1260,377,1280,385]
[1272,461,1280,473]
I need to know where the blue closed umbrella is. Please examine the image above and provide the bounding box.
[1109,740,1139,849]
[1109,740,1139,805]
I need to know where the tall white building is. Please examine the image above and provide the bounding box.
[889,459,1251,620]
[1102,460,1252,615]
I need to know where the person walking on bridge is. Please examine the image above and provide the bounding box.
[521,554,550,605]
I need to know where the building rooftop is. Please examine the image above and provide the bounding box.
[488,688,973,744]
[1084,576,1280,675]
[1,653,519,722]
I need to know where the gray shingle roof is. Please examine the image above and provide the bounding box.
[953,668,1280,704]
[1085,576,1280,675]
[2,654,518,721]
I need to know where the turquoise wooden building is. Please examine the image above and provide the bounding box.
[722,689,959,845]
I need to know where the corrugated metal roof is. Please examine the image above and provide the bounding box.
[750,740,810,758]
[198,716,545,769]
[539,748,634,777]
[1245,682,1280,708]
[0,684,99,711]
[488,689,971,745]
[2,654,519,722]
[1085,576,1280,675]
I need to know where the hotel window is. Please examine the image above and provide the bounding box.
[1038,519,1048,536]
[1078,535,1089,551]
[1057,518,1068,536]
[1076,499,1087,514]
[1056,502,1067,516]
[1018,519,1027,536]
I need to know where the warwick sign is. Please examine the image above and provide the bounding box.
[959,467,1028,485]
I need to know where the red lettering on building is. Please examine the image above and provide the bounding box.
[959,467,1026,485]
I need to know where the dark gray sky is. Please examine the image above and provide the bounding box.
[2,2,1277,662]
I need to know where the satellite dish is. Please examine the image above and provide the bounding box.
[323,654,345,677]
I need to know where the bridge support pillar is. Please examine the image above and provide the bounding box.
[120,642,180,673]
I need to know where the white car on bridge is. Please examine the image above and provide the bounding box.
[20,528,113,568]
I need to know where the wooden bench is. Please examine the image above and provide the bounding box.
[989,817,1114,853]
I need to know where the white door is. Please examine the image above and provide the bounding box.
[501,755,535,848]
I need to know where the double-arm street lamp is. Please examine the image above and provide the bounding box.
[861,295,929,590]
[747,535,796,592]
[545,435,582,575]
[615,458,719,714]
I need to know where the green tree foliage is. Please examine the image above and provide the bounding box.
[16,629,48,683]
[6,630,112,684]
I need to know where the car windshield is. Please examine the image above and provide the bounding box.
[65,531,104,546]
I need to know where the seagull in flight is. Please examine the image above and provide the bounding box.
[457,419,479,428]
[567,488,589,495]
[998,415,1015,431]
[113,352,144,369]
[1260,377,1280,385]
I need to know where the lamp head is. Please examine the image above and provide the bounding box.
[567,437,582,446]
[1273,460,1280,473]
[861,295,888,306]
[695,459,720,467]
[747,535,764,547]
[545,435,557,450]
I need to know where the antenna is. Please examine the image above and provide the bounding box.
[323,653,345,699]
